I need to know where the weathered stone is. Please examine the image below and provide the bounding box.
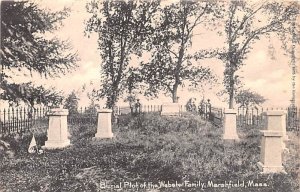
[44,108,70,149]
[95,109,113,139]
[257,130,286,174]
[161,103,180,116]
[223,109,239,140]
[263,110,288,151]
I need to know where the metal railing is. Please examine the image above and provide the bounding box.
[0,107,49,134]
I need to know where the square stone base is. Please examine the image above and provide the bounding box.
[257,162,286,174]
[95,132,114,139]
[43,139,71,149]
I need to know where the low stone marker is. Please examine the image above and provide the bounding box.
[95,109,113,138]
[161,103,180,116]
[44,108,70,149]
[257,110,287,174]
[223,109,239,140]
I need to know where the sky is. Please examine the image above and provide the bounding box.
[4,0,299,108]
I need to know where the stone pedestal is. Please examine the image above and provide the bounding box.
[257,130,286,174]
[44,108,70,149]
[161,103,180,116]
[223,109,239,140]
[95,109,113,139]
[264,111,288,151]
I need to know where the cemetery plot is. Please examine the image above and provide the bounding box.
[0,113,299,192]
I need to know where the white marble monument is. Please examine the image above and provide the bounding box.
[223,109,239,140]
[95,109,113,138]
[257,110,287,173]
[264,111,288,151]
[44,108,70,149]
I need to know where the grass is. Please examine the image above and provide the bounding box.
[0,113,299,192]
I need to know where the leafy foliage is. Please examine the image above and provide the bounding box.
[85,0,159,109]
[235,89,266,109]
[0,0,78,105]
[63,91,80,114]
[217,1,300,108]
[140,0,220,102]
[0,81,63,107]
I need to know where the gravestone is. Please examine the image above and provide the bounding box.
[95,109,113,138]
[161,103,180,116]
[223,109,239,140]
[257,110,287,173]
[264,111,288,151]
[44,108,70,149]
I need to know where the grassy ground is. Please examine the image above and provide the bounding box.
[0,113,299,192]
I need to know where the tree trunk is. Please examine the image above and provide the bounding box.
[228,66,235,109]
[172,84,178,103]
[229,90,234,109]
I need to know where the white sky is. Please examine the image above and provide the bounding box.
[6,0,299,108]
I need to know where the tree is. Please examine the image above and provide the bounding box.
[218,1,299,109]
[1,1,78,103]
[84,90,100,114]
[0,82,64,107]
[63,91,79,115]
[235,89,266,111]
[85,0,159,109]
[140,0,220,103]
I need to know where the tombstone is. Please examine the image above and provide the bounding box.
[257,110,287,174]
[44,108,70,149]
[95,109,113,138]
[161,103,180,116]
[264,111,288,151]
[223,109,239,140]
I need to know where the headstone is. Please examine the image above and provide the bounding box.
[257,130,286,173]
[257,110,287,173]
[44,108,70,149]
[223,109,239,140]
[264,111,288,151]
[161,103,180,116]
[95,109,113,138]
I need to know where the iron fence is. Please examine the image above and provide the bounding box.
[0,107,49,135]
[237,107,299,129]
[2,105,298,134]
[67,107,98,126]
[209,107,223,127]
[203,106,299,130]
